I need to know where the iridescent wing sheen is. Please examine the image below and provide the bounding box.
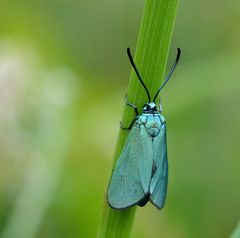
[150,123,168,209]
[107,125,153,209]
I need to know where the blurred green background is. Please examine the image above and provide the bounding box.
[0,0,240,238]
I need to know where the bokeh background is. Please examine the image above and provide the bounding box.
[1,0,240,238]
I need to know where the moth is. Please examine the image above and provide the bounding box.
[107,47,181,209]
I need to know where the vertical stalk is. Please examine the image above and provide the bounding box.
[230,222,240,238]
[98,0,179,237]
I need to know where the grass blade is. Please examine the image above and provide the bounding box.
[98,0,179,237]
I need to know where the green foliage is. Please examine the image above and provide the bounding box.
[1,1,240,238]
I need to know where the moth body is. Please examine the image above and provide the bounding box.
[107,47,181,210]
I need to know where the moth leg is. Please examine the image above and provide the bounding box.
[120,118,136,130]
[125,94,139,116]
[158,97,163,113]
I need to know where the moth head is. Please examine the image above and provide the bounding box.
[143,102,157,113]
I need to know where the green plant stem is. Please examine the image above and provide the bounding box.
[98,0,179,237]
[230,222,240,238]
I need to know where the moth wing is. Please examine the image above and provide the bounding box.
[107,125,153,209]
[150,123,168,209]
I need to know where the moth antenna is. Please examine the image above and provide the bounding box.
[127,48,151,102]
[153,48,181,102]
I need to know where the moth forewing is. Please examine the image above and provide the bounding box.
[107,126,153,210]
[150,123,168,209]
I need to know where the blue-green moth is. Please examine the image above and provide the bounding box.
[107,48,181,209]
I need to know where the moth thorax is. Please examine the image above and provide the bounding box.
[148,127,160,137]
